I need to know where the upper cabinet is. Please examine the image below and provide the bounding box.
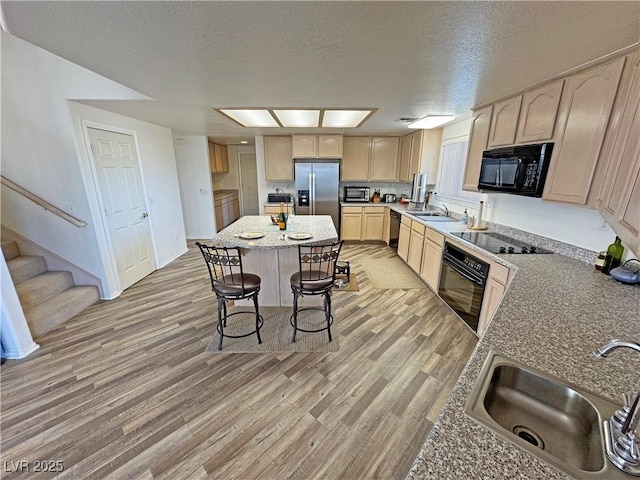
[515,80,564,143]
[369,137,400,181]
[209,142,229,173]
[264,136,293,181]
[397,134,413,182]
[543,57,625,205]
[597,52,640,255]
[342,137,371,180]
[292,134,343,158]
[487,96,522,147]
[397,130,443,183]
[463,105,493,192]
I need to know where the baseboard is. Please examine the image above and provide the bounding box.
[1,226,105,297]
[157,247,189,269]
[2,341,40,359]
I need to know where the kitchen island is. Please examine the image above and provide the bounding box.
[213,215,338,306]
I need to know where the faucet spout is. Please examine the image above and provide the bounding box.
[596,339,640,358]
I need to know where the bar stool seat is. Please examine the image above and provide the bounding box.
[289,241,343,343]
[196,242,263,351]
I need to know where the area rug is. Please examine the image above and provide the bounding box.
[359,257,426,289]
[333,273,360,292]
[205,307,339,353]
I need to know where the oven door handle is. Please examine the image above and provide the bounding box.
[443,257,485,286]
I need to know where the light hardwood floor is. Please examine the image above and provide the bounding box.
[1,242,477,480]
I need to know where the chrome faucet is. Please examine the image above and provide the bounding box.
[596,339,640,475]
[441,204,449,217]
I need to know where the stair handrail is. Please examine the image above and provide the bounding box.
[1,175,87,227]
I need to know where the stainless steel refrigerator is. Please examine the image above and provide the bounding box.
[294,160,340,229]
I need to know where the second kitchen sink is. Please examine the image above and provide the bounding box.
[465,351,627,479]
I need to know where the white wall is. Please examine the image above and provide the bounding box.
[432,118,619,253]
[1,33,187,298]
[174,136,215,239]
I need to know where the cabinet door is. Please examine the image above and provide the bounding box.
[215,205,223,232]
[418,129,443,185]
[398,223,411,262]
[341,213,363,240]
[220,145,229,172]
[408,131,423,180]
[264,136,293,181]
[598,54,640,255]
[318,135,343,158]
[477,277,506,338]
[407,229,424,273]
[420,239,442,291]
[488,95,523,147]
[232,195,240,220]
[370,137,400,181]
[362,213,384,240]
[398,134,413,182]
[463,105,493,191]
[543,57,625,205]
[515,80,564,143]
[208,142,216,172]
[342,137,370,180]
[292,135,317,158]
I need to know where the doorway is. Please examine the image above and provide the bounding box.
[239,152,259,215]
[87,128,156,290]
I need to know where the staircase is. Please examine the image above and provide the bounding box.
[2,240,99,338]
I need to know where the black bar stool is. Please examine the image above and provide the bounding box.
[196,242,263,350]
[289,241,343,343]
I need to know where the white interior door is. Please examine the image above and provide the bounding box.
[239,152,259,215]
[88,128,156,290]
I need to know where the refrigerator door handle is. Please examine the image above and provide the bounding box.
[310,173,316,215]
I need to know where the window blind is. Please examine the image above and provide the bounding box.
[435,141,481,202]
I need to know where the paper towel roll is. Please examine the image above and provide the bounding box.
[475,201,484,227]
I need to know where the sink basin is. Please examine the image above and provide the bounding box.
[466,352,625,479]
[407,212,457,222]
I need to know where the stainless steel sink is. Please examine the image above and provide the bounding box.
[407,212,457,221]
[466,351,627,479]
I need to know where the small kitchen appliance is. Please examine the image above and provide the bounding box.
[478,143,553,197]
[383,193,397,203]
[410,173,428,205]
[343,186,370,203]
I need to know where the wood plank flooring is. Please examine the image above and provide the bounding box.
[0,241,477,479]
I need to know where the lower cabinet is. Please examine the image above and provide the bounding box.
[340,206,385,240]
[214,191,240,232]
[407,222,425,273]
[397,216,411,262]
[477,278,507,338]
[420,228,445,290]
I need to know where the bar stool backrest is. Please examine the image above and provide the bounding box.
[196,242,247,296]
[297,241,343,288]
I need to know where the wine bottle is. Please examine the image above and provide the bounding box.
[278,202,287,231]
[602,236,624,275]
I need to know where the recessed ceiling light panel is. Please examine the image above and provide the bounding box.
[408,115,455,129]
[322,110,373,128]
[218,109,279,127]
[272,109,320,127]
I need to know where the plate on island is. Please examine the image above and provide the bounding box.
[238,231,265,239]
[288,232,313,240]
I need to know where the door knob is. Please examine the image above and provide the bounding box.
[141,212,149,219]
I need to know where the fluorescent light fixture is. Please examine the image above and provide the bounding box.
[408,115,455,129]
[273,109,320,127]
[240,140,248,144]
[218,109,279,127]
[322,110,372,128]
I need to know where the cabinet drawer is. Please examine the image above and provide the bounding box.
[411,221,425,235]
[401,215,412,227]
[363,206,385,214]
[425,228,445,247]
[489,262,510,285]
[342,206,363,214]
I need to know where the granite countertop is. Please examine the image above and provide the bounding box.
[213,215,337,249]
[405,222,640,479]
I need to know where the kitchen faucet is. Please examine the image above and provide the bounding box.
[595,339,640,475]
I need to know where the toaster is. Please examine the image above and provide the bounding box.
[383,193,397,203]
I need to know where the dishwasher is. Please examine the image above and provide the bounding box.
[389,210,400,248]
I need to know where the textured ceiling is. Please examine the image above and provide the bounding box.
[3,1,639,144]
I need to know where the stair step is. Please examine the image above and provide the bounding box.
[1,240,21,261]
[25,286,99,338]
[15,271,75,310]
[7,255,48,284]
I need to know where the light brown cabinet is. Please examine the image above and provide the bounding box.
[292,134,343,158]
[264,204,294,215]
[543,57,626,205]
[340,206,385,241]
[397,216,411,262]
[419,228,444,291]
[598,52,640,255]
[214,191,240,232]
[407,222,425,274]
[340,206,364,241]
[487,96,522,147]
[397,134,413,182]
[342,137,370,181]
[209,142,229,173]
[264,136,293,181]
[397,130,443,184]
[463,105,493,192]
[369,137,400,181]
[515,80,564,143]
[477,278,507,338]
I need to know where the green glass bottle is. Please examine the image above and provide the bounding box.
[602,236,624,275]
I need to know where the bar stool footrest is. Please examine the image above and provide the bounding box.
[289,307,334,333]
[217,311,264,339]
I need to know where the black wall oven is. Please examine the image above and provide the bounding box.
[438,242,489,333]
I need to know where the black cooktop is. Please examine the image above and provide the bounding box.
[450,231,553,254]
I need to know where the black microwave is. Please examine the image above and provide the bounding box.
[478,143,554,197]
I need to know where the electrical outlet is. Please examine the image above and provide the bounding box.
[597,219,610,232]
